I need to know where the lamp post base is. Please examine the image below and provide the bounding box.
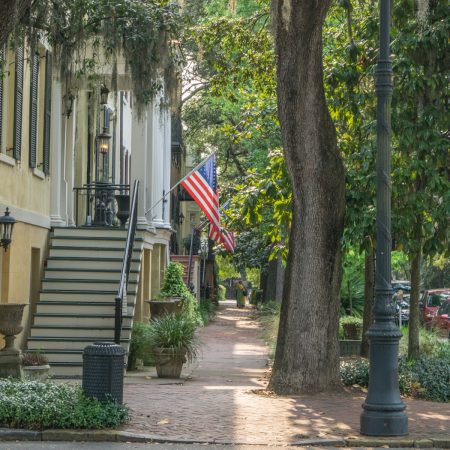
[361,407,408,436]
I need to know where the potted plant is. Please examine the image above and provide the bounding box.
[148,313,200,378]
[146,262,186,318]
[22,351,50,381]
[339,316,363,357]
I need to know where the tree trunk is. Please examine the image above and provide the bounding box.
[408,249,421,360]
[268,0,346,394]
[0,0,33,48]
[361,247,375,358]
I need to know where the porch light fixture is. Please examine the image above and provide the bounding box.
[0,208,16,251]
[100,84,109,105]
[64,93,75,117]
[178,211,185,225]
[98,127,111,153]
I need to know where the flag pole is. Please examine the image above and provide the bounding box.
[145,153,215,215]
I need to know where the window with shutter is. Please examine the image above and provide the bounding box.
[29,52,39,168]
[42,51,52,175]
[13,47,24,161]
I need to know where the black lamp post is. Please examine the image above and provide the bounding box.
[0,208,16,251]
[360,0,408,436]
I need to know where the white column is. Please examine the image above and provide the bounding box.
[65,98,76,226]
[49,77,65,227]
[130,107,149,228]
[162,106,171,228]
[150,96,165,227]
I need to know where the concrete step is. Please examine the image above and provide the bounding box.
[28,336,130,351]
[33,313,132,327]
[39,290,127,302]
[51,227,129,239]
[49,246,142,259]
[30,325,132,339]
[46,257,141,271]
[50,236,143,248]
[41,279,138,292]
[35,301,134,315]
[48,363,83,378]
[44,268,139,281]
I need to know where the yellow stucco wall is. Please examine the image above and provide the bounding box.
[0,222,48,349]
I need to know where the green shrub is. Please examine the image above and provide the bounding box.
[181,290,203,326]
[128,322,154,369]
[217,284,226,300]
[0,380,129,430]
[340,359,369,386]
[340,316,363,339]
[257,301,280,316]
[159,262,186,298]
[410,357,450,402]
[399,326,445,358]
[199,298,216,324]
[340,355,450,402]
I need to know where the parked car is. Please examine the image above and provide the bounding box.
[429,299,450,339]
[420,288,450,326]
[392,280,411,293]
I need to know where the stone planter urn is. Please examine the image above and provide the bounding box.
[0,303,27,378]
[23,364,51,381]
[146,298,182,319]
[153,348,186,378]
[115,194,130,227]
[0,304,27,350]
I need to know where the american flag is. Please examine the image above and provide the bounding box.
[181,154,220,232]
[209,225,235,253]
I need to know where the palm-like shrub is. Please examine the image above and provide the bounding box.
[148,313,200,364]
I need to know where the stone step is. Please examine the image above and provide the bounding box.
[30,325,132,339]
[46,257,141,271]
[39,290,130,302]
[50,236,143,248]
[35,301,134,315]
[33,313,133,328]
[28,337,130,351]
[44,268,139,281]
[41,279,138,292]
[51,227,129,239]
[49,246,141,259]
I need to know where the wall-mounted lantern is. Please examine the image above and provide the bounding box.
[64,93,75,117]
[100,85,109,105]
[178,211,185,225]
[0,208,16,251]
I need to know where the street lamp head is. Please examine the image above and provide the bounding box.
[100,84,109,105]
[98,127,111,153]
[0,208,16,251]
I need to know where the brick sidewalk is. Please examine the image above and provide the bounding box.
[122,300,450,446]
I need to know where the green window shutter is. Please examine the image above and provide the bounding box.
[42,51,52,175]
[13,46,24,161]
[0,48,4,150]
[29,52,39,168]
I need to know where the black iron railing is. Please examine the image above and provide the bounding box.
[114,180,139,344]
[73,183,130,227]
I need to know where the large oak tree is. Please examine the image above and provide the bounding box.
[268,0,346,394]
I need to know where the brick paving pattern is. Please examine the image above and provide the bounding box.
[122,300,450,445]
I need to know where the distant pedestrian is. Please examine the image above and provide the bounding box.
[236,280,245,308]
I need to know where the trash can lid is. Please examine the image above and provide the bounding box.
[83,341,126,356]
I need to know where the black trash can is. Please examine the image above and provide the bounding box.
[82,341,125,404]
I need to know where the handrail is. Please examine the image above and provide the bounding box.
[114,179,139,344]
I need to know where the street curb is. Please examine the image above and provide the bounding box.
[1,428,450,447]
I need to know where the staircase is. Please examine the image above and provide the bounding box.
[170,255,199,285]
[27,227,143,378]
